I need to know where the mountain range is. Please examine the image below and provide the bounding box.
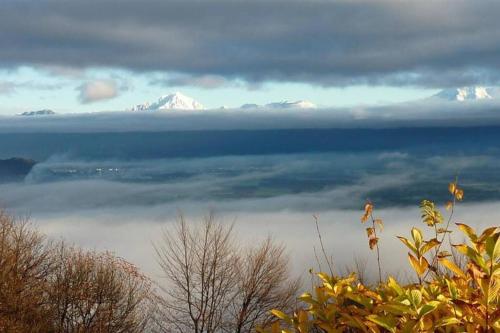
[131,92,318,111]
[129,86,496,112]
[20,109,56,116]
[432,86,493,102]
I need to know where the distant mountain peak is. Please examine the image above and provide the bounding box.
[20,109,56,116]
[434,86,493,102]
[266,100,317,109]
[240,100,317,110]
[131,92,204,111]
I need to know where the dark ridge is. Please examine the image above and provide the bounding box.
[0,157,37,183]
[0,126,499,160]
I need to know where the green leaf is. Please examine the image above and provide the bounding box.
[409,290,422,307]
[418,301,440,317]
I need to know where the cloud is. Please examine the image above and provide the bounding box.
[1,1,500,88]
[0,82,16,95]
[1,151,499,280]
[152,74,233,89]
[0,80,63,95]
[151,74,262,90]
[1,151,499,215]
[1,98,500,132]
[78,79,120,103]
[16,188,500,280]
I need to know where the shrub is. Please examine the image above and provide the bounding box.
[259,182,500,332]
[0,212,54,332]
[47,245,153,333]
[0,211,154,333]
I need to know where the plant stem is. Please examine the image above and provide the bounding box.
[423,193,456,282]
[313,215,334,276]
[370,213,382,284]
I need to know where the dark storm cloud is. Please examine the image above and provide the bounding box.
[1,0,500,87]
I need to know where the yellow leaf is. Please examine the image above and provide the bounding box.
[493,234,500,262]
[271,309,290,322]
[455,188,464,201]
[366,227,375,238]
[411,227,423,248]
[445,201,453,211]
[361,202,373,223]
[456,223,477,242]
[408,253,428,276]
[397,236,417,253]
[366,314,397,332]
[448,182,456,195]
[421,238,441,255]
[439,258,466,278]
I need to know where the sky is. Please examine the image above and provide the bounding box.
[2,0,500,114]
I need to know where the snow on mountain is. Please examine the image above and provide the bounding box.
[131,92,204,111]
[267,100,317,109]
[434,86,493,102]
[20,109,56,116]
[240,100,317,110]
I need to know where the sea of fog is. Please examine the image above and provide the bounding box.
[1,126,500,282]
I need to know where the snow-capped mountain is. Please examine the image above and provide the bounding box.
[240,100,317,110]
[434,86,493,102]
[20,109,56,116]
[131,92,204,111]
[266,100,317,109]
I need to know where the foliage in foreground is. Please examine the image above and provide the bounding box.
[0,212,152,333]
[259,182,500,332]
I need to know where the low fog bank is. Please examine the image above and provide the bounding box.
[1,152,499,214]
[1,151,498,282]
[2,100,500,133]
[32,202,497,283]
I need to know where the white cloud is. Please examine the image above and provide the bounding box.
[78,79,119,104]
[33,202,498,283]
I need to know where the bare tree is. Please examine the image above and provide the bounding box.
[154,213,238,333]
[47,245,153,333]
[229,237,300,333]
[0,209,154,333]
[154,214,301,333]
[0,211,54,332]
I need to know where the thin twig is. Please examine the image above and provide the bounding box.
[369,212,382,284]
[313,214,334,276]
